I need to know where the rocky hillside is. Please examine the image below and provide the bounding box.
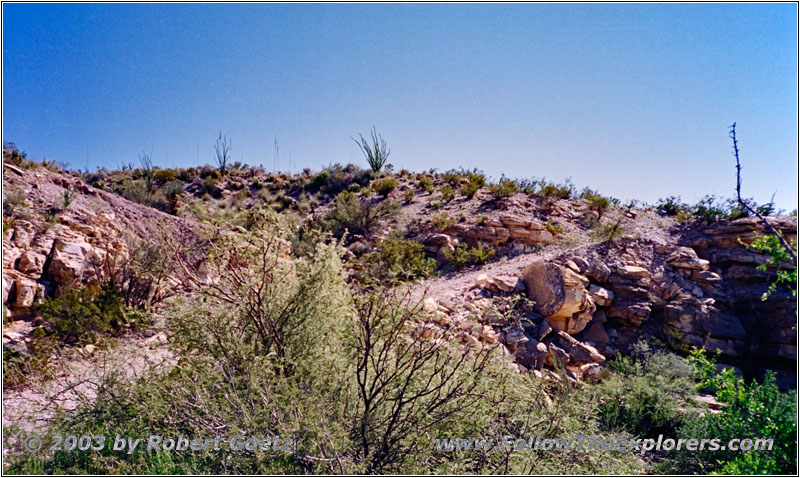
[2,156,797,390]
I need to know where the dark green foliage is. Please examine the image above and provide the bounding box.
[33,282,133,346]
[660,349,798,474]
[3,141,28,166]
[312,163,374,196]
[744,234,797,299]
[61,188,74,210]
[596,343,697,437]
[444,243,495,269]
[654,196,687,216]
[487,176,518,199]
[592,220,625,242]
[361,238,437,283]
[309,171,330,191]
[320,191,400,240]
[538,182,573,199]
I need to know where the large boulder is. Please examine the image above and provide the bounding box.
[520,261,595,334]
[47,238,93,283]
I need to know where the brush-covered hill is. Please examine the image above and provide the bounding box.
[2,145,797,474]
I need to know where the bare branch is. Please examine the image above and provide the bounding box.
[730,123,796,262]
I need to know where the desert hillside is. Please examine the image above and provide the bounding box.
[2,146,797,474]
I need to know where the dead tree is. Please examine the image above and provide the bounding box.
[729,123,796,262]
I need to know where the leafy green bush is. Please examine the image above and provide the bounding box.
[597,343,697,437]
[539,182,572,199]
[33,282,133,346]
[3,188,27,218]
[487,176,518,199]
[460,181,481,199]
[4,222,645,474]
[659,349,797,474]
[361,238,437,283]
[592,220,625,242]
[744,234,797,299]
[654,196,684,216]
[320,191,400,240]
[61,188,74,210]
[418,175,434,193]
[309,171,330,191]
[371,177,398,198]
[432,212,456,232]
[402,187,415,203]
[444,243,495,269]
[3,141,28,166]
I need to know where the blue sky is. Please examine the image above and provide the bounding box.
[3,3,797,209]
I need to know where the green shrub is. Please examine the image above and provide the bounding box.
[432,212,456,232]
[596,343,697,437]
[61,188,74,210]
[545,219,564,236]
[460,181,481,199]
[744,234,797,299]
[321,191,400,240]
[3,188,27,217]
[3,141,28,166]
[309,171,330,191]
[593,220,625,242]
[153,169,178,183]
[4,224,645,475]
[371,177,398,198]
[418,175,434,193]
[439,184,455,202]
[487,176,518,199]
[586,194,611,219]
[361,238,437,283]
[402,187,415,203]
[444,243,495,269]
[33,282,133,346]
[660,349,797,474]
[539,182,572,199]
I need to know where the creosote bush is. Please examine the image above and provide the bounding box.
[317,191,400,241]
[444,242,495,269]
[487,176,517,199]
[371,177,397,198]
[360,238,437,283]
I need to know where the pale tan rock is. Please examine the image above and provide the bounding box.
[616,265,650,280]
[587,284,614,307]
[13,279,37,308]
[17,250,47,276]
[47,238,92,282]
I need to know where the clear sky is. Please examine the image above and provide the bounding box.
[3,3,798,209]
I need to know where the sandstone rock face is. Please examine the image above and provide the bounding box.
[3,205,131,316]
[445,213,554,247]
